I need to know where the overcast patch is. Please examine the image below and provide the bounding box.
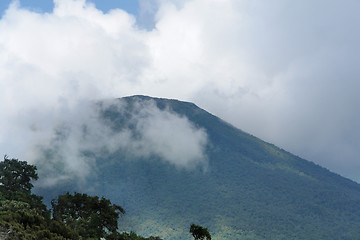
[0,0,360,181]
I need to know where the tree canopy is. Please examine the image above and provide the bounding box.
[51,192,125,239]
[0,156,78,239]
[0,156,184,239]
[190,224,211,240]
[0,156,38,197]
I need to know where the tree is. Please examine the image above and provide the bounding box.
[51,192,125,239]
[0,155,45,214]
[190,224,211,240]
[107,231,163,240]
[0,155,38,195]
[0,200,78,240]
[0,156,77,239]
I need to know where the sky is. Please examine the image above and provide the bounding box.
[0,0,360,183]
[0,0,139,15]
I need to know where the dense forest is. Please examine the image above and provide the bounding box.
[20,96,360,239]
[3,96,360,239]
[0,156,204,240]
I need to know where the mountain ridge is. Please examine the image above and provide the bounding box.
[34,95,360,240]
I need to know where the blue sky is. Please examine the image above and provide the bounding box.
[0,0,139,16]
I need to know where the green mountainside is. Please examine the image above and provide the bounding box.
[34,95,360,240]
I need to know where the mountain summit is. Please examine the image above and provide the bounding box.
[35,95,360,240]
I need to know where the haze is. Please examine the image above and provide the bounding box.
[0,0,359,182]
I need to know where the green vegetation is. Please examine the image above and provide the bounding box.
[0,199,78,240]
[0,156,78,239]
[0,156,46,213]
[0,156,38,195]
[7,96,360,239]
[0,156,163,240]
[52,192,125,239]
[108,231,163,240]
[34,95,360,240]
[190,224,211,240]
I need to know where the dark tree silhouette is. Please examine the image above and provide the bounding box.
[0,155,45,213]
[0,155,38,194]
[190,224,211,240]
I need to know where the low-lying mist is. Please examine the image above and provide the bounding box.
[28,98,208,187]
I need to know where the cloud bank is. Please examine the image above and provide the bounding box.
[0,0,360,181]
[29,98,207,186]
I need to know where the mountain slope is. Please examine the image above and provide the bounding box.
[35,95,360,240]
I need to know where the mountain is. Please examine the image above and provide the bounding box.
[34,95,360,240]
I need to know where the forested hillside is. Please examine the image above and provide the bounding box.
[32,96,360,240]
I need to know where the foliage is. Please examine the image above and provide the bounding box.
[8,96,360,239]
[0,199,78,240]
[51,192,125,239]
[0,156,48,215]
[60,96,360,240]
[0,156,161,240]
[0,157,78,239]
[0,156,38,198]
[190,224,211,240]
[107,231,163,240]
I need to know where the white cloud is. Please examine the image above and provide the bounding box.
[126,99,208,168]
[29,98,208,186]
[0,0,360,181]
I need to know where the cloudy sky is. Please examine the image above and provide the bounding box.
[0,0,359,182]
